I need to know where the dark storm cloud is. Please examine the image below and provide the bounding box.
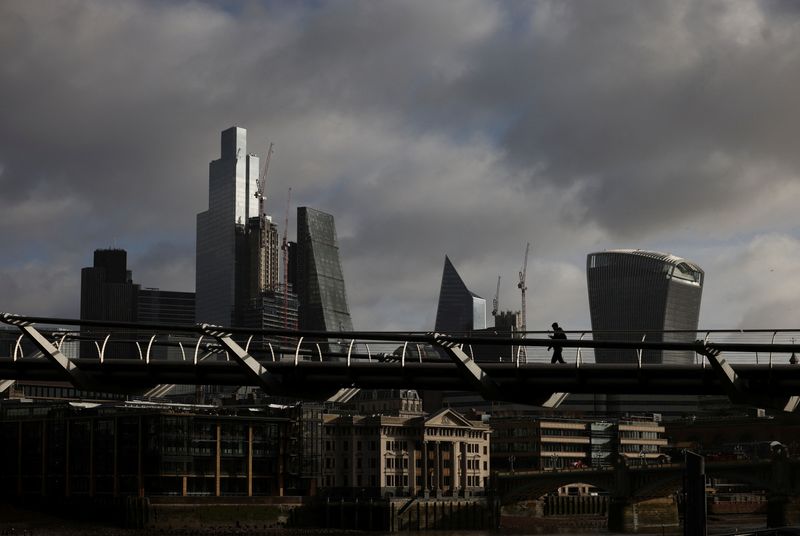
[1,0,799,329]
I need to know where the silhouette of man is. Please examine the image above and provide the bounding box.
[548,322,567,364]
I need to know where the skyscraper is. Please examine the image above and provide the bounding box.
[81,249,138,323]
[295,207,353,333]
[196,126,289,327]
[586,249,704,364]
[434,256,486,334]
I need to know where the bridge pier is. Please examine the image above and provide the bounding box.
[767,494,800,527]
[608,497,680,534]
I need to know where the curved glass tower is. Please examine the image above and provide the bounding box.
[586,249,704,364]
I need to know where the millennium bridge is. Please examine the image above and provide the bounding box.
[2,313,800,411]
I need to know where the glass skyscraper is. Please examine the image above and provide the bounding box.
[434,256,486,334]
[586,249,704,365]
[196,127,261,326]
[295,207,354,333]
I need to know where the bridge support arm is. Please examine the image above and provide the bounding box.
[697,342,744,399]
[698,341,800,412]
[199,324,282,394]
[0,313,90,390]
[432,333,501,400]
[431,333,569,408]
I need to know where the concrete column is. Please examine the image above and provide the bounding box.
[460,442,467,495]
[41,420,47,497]
[450,441,459,496]
[436,441,443,497]
[423,441,429,497]
[89,419,95,497]
[215,423,221,497]
[65,419,71,497]
[408,439,416,496]
[278,422,285,496]
[16,422,21,497]
[247,424,253,497]
[137,416,143,497]
[113,417,118,497]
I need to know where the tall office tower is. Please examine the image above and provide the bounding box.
[196,126,262,326]
[295,207,354,333]
[586,249,704,364]
[434,256,486,334]
[80,249,140,359]
[81,249,139,322]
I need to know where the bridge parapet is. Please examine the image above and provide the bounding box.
[2,315,800,409]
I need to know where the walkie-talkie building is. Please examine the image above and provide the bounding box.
[587,249,704,365]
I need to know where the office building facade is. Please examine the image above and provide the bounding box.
[434,256,486,334]
[586,249,704,364]
[295,207,354,333]
[81,249,138,323]
[196,126,293,329]
[196,126,261,326]
[321,408,490,498]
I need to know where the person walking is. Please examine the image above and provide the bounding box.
[548,322,567,364]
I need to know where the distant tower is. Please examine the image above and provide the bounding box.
[434,256,486,334]
[295,207,354,333]
[196,126,261,325]
[586,249,704,364]
[81,249,138,323]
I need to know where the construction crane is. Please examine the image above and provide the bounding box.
[281,187,292,328]
[491,276,501,317]
[518,242,530,336]
[254,143,274,222]
[254,143,275,262]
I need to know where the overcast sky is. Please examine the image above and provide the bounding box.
[2,0,800,333]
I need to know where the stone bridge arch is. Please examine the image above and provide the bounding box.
[495,470,616,505]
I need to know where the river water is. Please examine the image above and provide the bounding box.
[0,502,769,535]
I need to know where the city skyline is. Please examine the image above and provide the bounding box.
[3,1,800,332]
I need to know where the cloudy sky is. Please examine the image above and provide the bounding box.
[2,0,800,332]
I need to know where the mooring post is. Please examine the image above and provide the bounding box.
[684,450,706,536]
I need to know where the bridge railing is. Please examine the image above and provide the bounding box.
[1,314,800,366]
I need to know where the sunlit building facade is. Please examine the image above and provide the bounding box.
[196,127,261,326]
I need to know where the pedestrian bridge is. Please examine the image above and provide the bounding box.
[2,313,800,410]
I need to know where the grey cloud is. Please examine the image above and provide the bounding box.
[1,0,800,331]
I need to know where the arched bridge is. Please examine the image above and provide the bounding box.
[493,459,792,505]
[3,313,800,410]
